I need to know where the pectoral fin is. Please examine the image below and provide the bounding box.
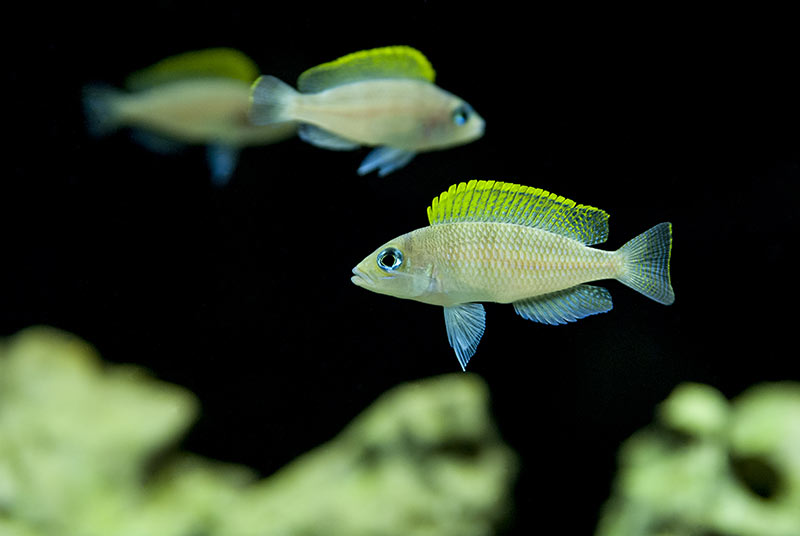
[513,285,613,325]
[443,303,486,371]
[357,146,416,177]
[207,144,240,187]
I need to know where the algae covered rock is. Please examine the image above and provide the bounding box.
[0,327,517,536]
[228,373,517,536]
[0,326,201,535]
[596,382,800,536]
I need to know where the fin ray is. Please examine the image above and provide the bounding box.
[427,181,610,245]
[443,303,486,370]
[513,285,613,325]
[616,222,674,305]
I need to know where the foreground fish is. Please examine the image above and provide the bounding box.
[249,46,484,176]
[351,180,674,369]
[83,48,298,185]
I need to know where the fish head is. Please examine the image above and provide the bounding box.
[351,231,437,302]
[424,92,485,149]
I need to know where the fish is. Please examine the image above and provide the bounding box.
[248,46,484,177]
[82,48,298,186]
[351,180,674,369]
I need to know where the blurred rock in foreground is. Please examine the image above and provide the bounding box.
[0,326,517,536]
[596,381,800,536]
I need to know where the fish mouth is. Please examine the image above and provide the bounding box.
[474,116,486,137]
[351,267,375,288]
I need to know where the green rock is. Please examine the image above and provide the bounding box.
[0,327,517,536]
[596,381,800,536]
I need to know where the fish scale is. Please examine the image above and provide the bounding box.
[414,222,619,305]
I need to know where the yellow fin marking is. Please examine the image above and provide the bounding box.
[427,181,611,246]
[125,48,259,90]
[297,46,435,93]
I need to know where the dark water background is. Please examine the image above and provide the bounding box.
[4,4,799,533]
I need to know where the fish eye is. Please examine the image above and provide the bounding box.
[377,247,403,272]
[452,105,471,126]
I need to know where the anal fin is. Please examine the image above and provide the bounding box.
[443,303,486,370]
[298,124,360,150]
[130,128,186,154]
[513,285,613,325]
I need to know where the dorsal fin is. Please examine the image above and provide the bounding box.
[427,180,610,246]
[125,48,259,91]
[297,46,435,93]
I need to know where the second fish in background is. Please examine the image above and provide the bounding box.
[249,46,485,177]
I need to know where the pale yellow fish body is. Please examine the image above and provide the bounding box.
[113,78,297,147]
[248,46,484,176]
[289,79,482,151]
[83,48,298,185]
[352,180,674,369]
[372,223,622,307]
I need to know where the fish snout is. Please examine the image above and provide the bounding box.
[351,266,375,288]
[474,114,486,137]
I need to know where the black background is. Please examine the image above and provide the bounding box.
[4,4,799,533]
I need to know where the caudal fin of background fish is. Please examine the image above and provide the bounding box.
[82,84,125,138]
[615,222,675,305]
[249,75,298,125]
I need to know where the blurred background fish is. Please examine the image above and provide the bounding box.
[82,48,298,186]
[352,180,674,369]
[249,46,484,176]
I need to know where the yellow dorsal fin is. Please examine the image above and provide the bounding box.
[297,46,435,93]
[125,48,259,91]
[427,180,610,246]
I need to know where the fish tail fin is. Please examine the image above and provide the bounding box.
[615,222,675,305]
[81,84,124,137]
[249,75,298,125]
